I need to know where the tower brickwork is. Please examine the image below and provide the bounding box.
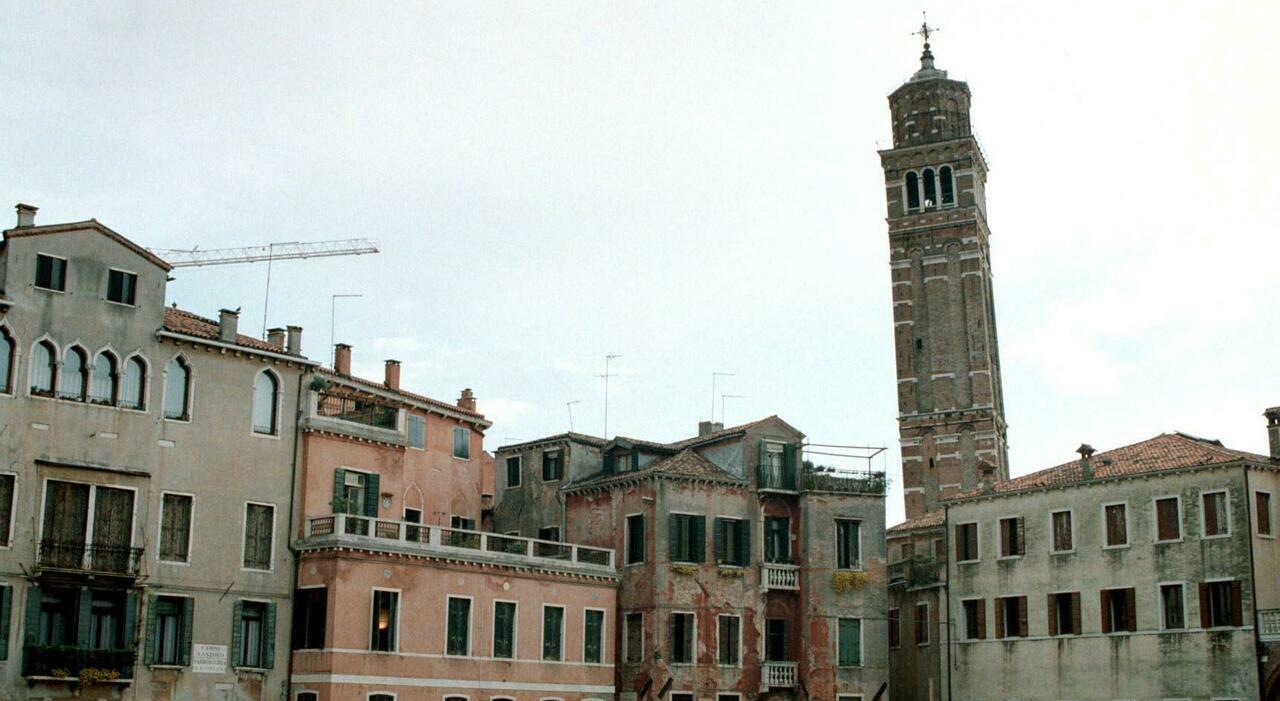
[880,43,1009,519]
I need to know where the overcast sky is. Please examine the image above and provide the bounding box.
[4,1,1278,525]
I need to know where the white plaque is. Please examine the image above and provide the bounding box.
[192,644,228,674]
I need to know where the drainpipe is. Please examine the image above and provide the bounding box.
[284,370,306,698]
[944,502,953,701]
[1246,467,1265,697]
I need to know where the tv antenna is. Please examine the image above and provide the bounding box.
[599,354,622,438]
[566,400,581,432]
[711,372,735,420]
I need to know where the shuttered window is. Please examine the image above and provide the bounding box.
[669,612,694,663]
[584,609,604,663]
[717,615,740,665]
[146,595,192,666]
[493,601,516,659]
[995,596,1028,638]
[837,617,861,667]
[1104,503,1128,547]
[1201,580,1243,628]
[1047,592,1081,636]
[624,612,643,663]
[714,518,749,566]
[1050,510,1073,553]
[962,599,985,640]
[888,608,901,648]
[0,474,14,547]
[542,606,564,661]
[445,596,469,655]
[505,456,521,488]
[1100,588,1136,634]
[453,427,471,459]
[242,503,274,570]
[1257,492,1273,536]
[669,514,706,564]
[1202,491,1229,537]
[234,600,275,668]
[407,415,426,449]
[1155,497,1182,541]
[1160,583,1185,630]
[836,519,861,569]
[998,517,1023,557]
[159,494,192,562]
[914,603,930,645]
[626,514,646,565]
[955,522,978,562]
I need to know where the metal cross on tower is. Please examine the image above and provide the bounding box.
[914,11,938,45]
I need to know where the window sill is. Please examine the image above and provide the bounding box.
[149,664,186,670]
[956,559,980,565]
[1258,533,1276,540]
[1202,533,1231,540]
[995,555,1023,561]
[33,286,67,294]
[105,299,138,309]
[1102,543,1130,550]
[232,667,270,675]
[1049,550,1076,556]
[1154,538,1183,545]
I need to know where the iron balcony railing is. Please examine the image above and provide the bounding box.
[37,540,144,577]
[315,389,398,429]
[888,556,941,589]
[757,464,887,495]
[305,514,616,572]
[22,645,135,680]
[762,661,798,689]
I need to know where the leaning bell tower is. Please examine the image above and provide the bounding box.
[880,24,1010,519]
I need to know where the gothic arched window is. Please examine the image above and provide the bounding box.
[164,357,191,420]
[905,172,920,211]
[89,351,118,404]
[59,346,89,401]
[0,327,14,394]
[121,356,146,410]
[252,369,279,435]
[940,166,955,206]
[922,168,937,208]
[31,340,56,395]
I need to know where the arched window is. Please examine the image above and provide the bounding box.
[58,346,88,401]
[940,165,954,205]
[905,172,920,211]
[0,327,13,394]
[252,370,279,435]
[89,351,118,404]
[164,357,191,420]
[922,168,937,208]
[120,356,146,410]
[30,340,56,395]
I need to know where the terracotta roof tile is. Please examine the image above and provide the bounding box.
[5,220,173,271]
[162,306,287,354]
[318,368,488,423]
[497,432,607,451]
[566,448,744,490]
[888,509,944,533]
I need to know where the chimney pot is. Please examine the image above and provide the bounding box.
[266,327,286,350]
[1265,406,1280,460]
[458,388,476,412]
[384,359,401,390]
[286,325,303,355]
[218,309,240,342]
[698,420,724,436]
[334,343,352,375]
[15,203,37,228]
[1077,443,1096,479]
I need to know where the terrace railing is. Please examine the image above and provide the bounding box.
[37,540,144,577]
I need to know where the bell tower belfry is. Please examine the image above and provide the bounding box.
[880,23,1009,519]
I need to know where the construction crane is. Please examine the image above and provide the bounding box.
[148,238,380,337]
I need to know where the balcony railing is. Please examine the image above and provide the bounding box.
[761,563,800,591]
[22,645,135,680]
[1260,609,1280,642]
[757,464,888,496]
[315,389,398,429]
[37,540,143,577]
[757,464,798,492]
[304,514,616,573]
[762,661,798,689]
[888,556,941,589]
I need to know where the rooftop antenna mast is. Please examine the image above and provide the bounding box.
[600,354,622,438]
[566,400,581,432]
[711,372,735,421]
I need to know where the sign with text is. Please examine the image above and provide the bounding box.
[192,644,228,674]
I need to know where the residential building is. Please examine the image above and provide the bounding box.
[491,432,606,539]
[499,417,889,701]
[885,513,946,701]
[289,345,618,701]
[0,204,312,700]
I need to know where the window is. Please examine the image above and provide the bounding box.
[955,522,978,562]
[962,599,985,640]
[542,605,564,660]
[149,595,192,665]
[584,609,604,663]
[939,165,955,205]
[451,515,476,531]
[163,357,191,420]
[58,346,88,400]
[446,596,470,655]
[453,427,471,459]
[368,590,398,652]
[0,474,13,547]
[1104,503,1128,547]
[1156,496,1182,541]
[505,456,521,488]
[922,168,937,207]
[888,608,900,648]
[297,694,319,701]
[914,603,929,645]
[624,612,643,663]
[407,415,425,449]
[86,352,116,404]
[1201,580,1243,628]
[764,619,787,661]
[0,327,13,394]
[369,695,395,701]
[35,254,66,291]
[836,519,861,569]
[1202,490,1229,537]
[40,481,135,572]
[542,449,563,480]
[235,600,274,668]
[336,469,376,516]
[995,596,1027,638]
[493,601,516,659]
[837,617,861,667]
[670,612,694,664]
[252,370,279,434]
[626,514,646,565]
[88,590,127,649]
[34,586,79,646]
[1100,588,1136,634]
[715,517,749,566]
[717,614,740,665]
[107,269,137,305]
[615,453,633,472]
[120,356,146,410]
[998,517,1023,557]
[764,516,790,563]
[1050,510,1073,553]
[1047,592,1081,636]
[1258,492,1273,536]
[905,172,921,210]
[30,340,56,395]
[292,588,327,649]
[1160,583,1185,630]
[538,525,560,542]
[669,514,706,563]
[159,493,193,562]
[242,503,274,570]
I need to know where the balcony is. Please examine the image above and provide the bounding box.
[757,464,887,496]
[761,563,800,591]
[761,661,797,689]
[1260,609,1280,642]
[23,645,135,682]
[888,556,941,589]
[302,514,616,577]
[757,464,798,493]
[304,388,403,444]
[37,540,143,578]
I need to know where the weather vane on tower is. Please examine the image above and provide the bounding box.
[913,11,939,68]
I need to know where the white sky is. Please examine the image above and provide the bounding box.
[4,2,1278,525]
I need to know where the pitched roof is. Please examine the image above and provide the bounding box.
[4,220,173,271]
[949,432,1271,501]
[162,306,293,355]
[888,509,944,534]
[317,367,489,425]
[566,448,744,491]
[497,432,607,452]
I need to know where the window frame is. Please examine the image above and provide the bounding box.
[1203,577,1240,629]
[669,511,705,564]
[156,490,195,565]
[1256,490,1274,538]
[239,500,277,573]
[34,252,68,292]
[292,585,328,651]
[623,611,644,664]
[492,599,517,660]
[369,587,401,653]
[504,455,521,488]
[835,518,862,570]
[1199,489,1231,539]
[235,598,273,670]
[1101,501,1130,550]
[106,267,139,306]
[251,368,282,437]
[887,607,900,649]
[668,610,696,665]
[1100,586,1137,634]
[1047,590,1080,636]
[996,515,1024,560]
[540,604,566,661]
[716,613,741,667]
[1049,508,1075,554]
[714,515,749,567]
[960,598,984,640]
[0,471,17,549]
[954,520,980,563]
[58,344,89,401]
[0,323,15,397]
[1158,581,1187,631]
[36,478,139,553]
[583,606,606,664]
[1153,494,1184,543]
[914,601,930,646]
[162,355,193,423]
[625,512,646,566]
[406,414,426,451]
[119,353,148,411]
[150,593,194,667]
[452,426,471,460]
[836,616,863,667]
[541,449,563,481]
[444,595,473,657]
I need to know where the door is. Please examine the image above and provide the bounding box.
[404,508,422,542]
[765,618,788,661]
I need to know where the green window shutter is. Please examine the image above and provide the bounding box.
[838,618,860,666]
[144,595,158,664]
[333,468,345,511]
[230,601,244,666]
[757,440,767,483]
[263,601,277,669]
[180,598,194,666]
[22,585,41,647]
[75,587,93,647]
[364,473,380,517]
[603,453,615,474]
[123,592,138,652]
[737,521,751,566]
[668,514,680,561]
[783,444,798,489]
[713,519,725,563]
[692,516,706,563]
[0,586,10,660]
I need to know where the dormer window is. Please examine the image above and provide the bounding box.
[35,254,67,292]
[616,453,633,473]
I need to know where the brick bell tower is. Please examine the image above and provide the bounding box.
[880,25,1009,519]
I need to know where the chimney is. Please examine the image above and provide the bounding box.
[384,360,401,390]
[978,459,997,494]
[15,203,37,228]
[698,420,724,436]
[266,327,286,350]
[334,343,352,375]
[218,309,240,342]
[1077,443,1096,480]
[286,325,303,355]
[1265,406,1280,460]
[458,388,476,412]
